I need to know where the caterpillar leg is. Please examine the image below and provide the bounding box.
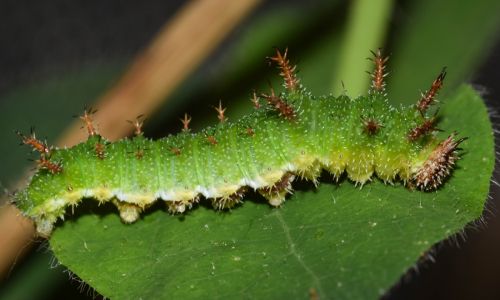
[259,173,295,206]
[113,199,143,223]
[211,187,247,210]
[165,197,199,214]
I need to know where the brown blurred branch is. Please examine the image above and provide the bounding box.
[0,0,261,279]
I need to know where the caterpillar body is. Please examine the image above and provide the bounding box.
[14,49,464,237]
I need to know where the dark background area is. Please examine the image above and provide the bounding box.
[0,0,499,299]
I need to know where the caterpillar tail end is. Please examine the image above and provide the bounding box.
[413,134,466,190]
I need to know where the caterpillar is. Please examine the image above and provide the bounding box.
[14,49,465,237]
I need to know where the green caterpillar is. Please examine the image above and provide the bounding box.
[14,49,464,237]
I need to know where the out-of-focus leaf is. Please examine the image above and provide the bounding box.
[0,64,123,188]
[388,0,500,103]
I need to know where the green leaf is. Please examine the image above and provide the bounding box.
[50,85,494,299]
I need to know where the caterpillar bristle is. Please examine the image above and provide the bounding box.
[36,156,63,174]
[80,107,98,137]
[408,117,437,141]
[94,142,106,160]
[296,162,322,186]
[16,128,51,155]
[181,113,191,133]
[211,187,246,210]
[170,147,181,156]
[417,67,447,114]
[134,148,146,160]
[362,117,382,135]
[268,47,299,92]
[251,90,260,109]
[127,114,145,136]
[214,100,227,123]
[261,87,296,120]
[246,127,255,137]
[206,135,218,145]
[369,48,389,93]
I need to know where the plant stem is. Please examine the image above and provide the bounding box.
[331,0,394,96]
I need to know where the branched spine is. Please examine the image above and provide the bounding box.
[268,48,300,92]
[369,49,389,93]
[417,68,447,114]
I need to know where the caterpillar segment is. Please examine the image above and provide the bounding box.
[15,49,464,237]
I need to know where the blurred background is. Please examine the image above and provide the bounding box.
[0,0,499,299]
